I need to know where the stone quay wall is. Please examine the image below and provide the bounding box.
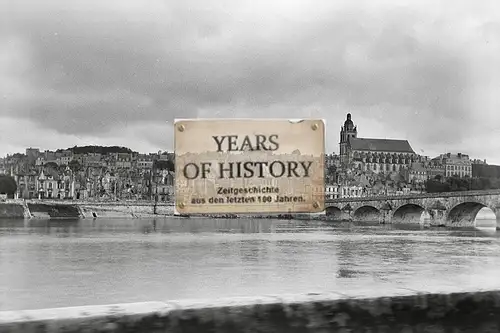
[0,200,175,219]
[2,289,500,332]
[0,200,325,220]
[0,203,26,219]
[77,202,174,218]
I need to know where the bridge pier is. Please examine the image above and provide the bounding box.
[379,203,392,224]
[340,210,352,221]
[427,209,446,227]
[495,206,500,229]
[378,210,392,224]
[340,204,353,222]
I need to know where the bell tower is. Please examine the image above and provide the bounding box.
[339,113,357,164]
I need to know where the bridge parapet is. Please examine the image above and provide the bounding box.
[326,189,500,204]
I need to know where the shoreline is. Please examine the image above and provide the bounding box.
[0,201,496,229]
[0,199,329,221]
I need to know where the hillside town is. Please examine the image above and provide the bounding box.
[0,147,175,202]
[1,113,500,202]
[325,114,500,199]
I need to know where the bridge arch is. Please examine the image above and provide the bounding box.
[325,206,342,219]
[392,204,426,224]
[447,202,496,228]
[353,206,380,223]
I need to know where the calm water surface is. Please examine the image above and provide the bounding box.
[1,217,500,311]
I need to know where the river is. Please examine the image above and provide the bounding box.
[1,216,499,311]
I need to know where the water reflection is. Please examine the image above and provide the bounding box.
[336,240,364,278]
[1,217,500,311]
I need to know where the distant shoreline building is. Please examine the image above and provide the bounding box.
[431,153,472,178]
[339,113,417,173]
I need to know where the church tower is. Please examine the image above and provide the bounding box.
[339,113,357,165]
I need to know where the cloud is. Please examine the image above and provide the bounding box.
[0,116,171,155]
[1,0,500,163]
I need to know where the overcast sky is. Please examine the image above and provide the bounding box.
[1,0,499,163]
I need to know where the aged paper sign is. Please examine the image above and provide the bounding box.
[174,119,325,214]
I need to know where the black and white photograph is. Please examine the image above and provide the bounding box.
[1,0,500,332]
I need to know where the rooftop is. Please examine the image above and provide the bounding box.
[433,153,471,161]
[349,138,415,154]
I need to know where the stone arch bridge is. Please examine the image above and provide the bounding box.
[325,190,500,228]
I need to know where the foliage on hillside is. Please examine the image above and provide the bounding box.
[44,161,59,170]
[63,146,135,155]
[473,164,500,178]
[326,165,337,183]
[68,160,83,172]
[154,159,174,171]
[0,174,17,195]
[426,176,500,193]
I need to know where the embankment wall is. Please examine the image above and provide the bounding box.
[0,201,324,220]
[0,203,25,218]
[0,201,175,219]
[78,202,174,218]
[1,290,500,332]
[27,203,82,219]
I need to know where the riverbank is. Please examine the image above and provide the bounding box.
[0,200,175,219]
[1,288,499,332]
[0,200,326,220]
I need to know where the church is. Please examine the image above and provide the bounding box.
[339,113,417,174]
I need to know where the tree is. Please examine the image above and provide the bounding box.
[68,145,134,155]
[445,176,470,192]
[425,179,450,193]
[469,177,500,191]
[154,159,174,171]
[68,159,82,172]
[44,161,59,170]
[491,178,500,189]
[0,175,17,196]
[326,165,337,183]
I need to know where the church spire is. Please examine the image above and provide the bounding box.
[339,113,358,165]
[340,113,357,144]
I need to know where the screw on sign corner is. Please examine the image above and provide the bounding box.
[178,202,185,209]
[313,201,320,209]
[311,123,319,131]
[177,124,185,132]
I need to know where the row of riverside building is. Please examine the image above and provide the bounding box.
[1,113,499,201]
[0,149,175,201]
